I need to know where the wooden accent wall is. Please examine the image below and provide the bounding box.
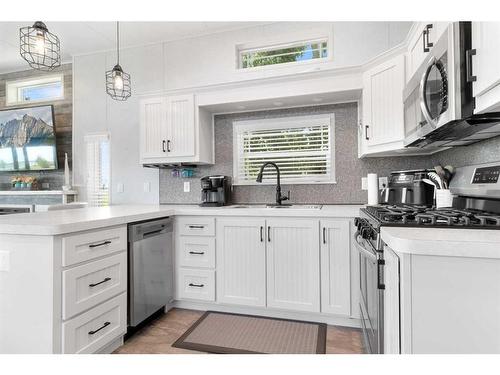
[0,64,72,188]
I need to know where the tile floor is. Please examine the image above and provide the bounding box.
[114,308,365,354]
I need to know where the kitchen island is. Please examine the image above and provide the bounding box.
[0,204,362,354]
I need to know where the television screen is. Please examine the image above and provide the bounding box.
[0,105,58,172]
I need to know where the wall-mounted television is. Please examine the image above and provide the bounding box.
[0,105,58,172]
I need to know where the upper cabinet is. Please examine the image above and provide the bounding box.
[406,22,450,82]
[359,53,406,157]
[139,93,214,165]
[471,22,500,113]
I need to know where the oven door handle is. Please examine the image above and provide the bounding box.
[353,232,377,261]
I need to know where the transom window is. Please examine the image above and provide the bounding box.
[6,75,64,105]
[233,114,335,185]
[238,38,329,69]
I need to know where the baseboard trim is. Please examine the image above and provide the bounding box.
[173,300,361,328]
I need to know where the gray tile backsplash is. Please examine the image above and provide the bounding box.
[160,103,420,204]
[159,102,500,205]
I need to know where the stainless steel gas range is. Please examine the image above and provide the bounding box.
[355,161,500,354]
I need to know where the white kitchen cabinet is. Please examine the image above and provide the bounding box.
[139,94,213,165]
[383,246,400,354]
[216,217,266,307]
[266,218,320,313]
[140,96,167,159]
[472,22,500,113]
[360,53,406,156]
[406,22,450,82]
[320,219,351,316]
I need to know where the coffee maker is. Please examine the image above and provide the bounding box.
[382,169,434,206]
[200,176,232,207]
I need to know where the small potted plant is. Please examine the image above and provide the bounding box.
[11,176,22,189]
[24,176,37,190]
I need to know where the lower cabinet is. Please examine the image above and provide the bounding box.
[320,219,351,316]
[216,218,266,307]
[383,246,401,354]
[266,218,320,313]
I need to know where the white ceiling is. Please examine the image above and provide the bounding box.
[0,21,268,74]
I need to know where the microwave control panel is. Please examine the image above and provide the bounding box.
[472,165,500,184]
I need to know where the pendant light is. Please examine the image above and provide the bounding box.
[106,22,131,101]
[19,21,61,71]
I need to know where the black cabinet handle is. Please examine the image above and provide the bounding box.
[424,24,433,51]
[89,277,111,288]
[188,283,204,288]
[189,225,205,229]
[267,226,271,242]
[189,251,205,255]
[365,125,369,141]
[89,240,111,248]
[260,226,264,242]
[162,140,166,153]
[323,227,327,244]
[88,321,110,335]
[167,140,171,153]
[466,49,477,83]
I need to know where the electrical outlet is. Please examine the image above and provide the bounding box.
[117,183,124,193]
[42,182,50,189]
[0,251,10,272]
[361,177,368,190]
[143,182,151,193]
[379,177,388,189]
[184,181,190,193]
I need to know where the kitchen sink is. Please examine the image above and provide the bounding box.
[228,204,322,209]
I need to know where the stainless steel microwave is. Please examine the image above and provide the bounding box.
[403,22,500,149]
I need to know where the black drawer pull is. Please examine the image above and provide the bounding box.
[89,277,111,288]
[188,283,204,288]
[88,321,111,335]
[323,227,327,244]
[189,251,205,255]
[89,240,111,248]
[188,225,205,229]
[365,125,369,141]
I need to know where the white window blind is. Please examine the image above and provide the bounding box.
[85,133,110,207]
[233,115,335,185]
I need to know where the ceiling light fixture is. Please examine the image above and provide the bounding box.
[106,22,131,101]
[19,21,61,71]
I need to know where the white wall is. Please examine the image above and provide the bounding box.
[72,22,411,204]
[163,22,411,90]
[73,44,163,204]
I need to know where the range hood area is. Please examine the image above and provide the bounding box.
[406,112,500,148]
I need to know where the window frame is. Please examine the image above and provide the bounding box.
[5,74,64,106]
[237,38,330,71]
[232,114,336,186]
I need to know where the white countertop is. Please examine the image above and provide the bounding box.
[0,204,362,236]
[0,190,78,195]
[381,226,500,259]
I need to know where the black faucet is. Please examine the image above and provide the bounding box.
[256,162,290,206]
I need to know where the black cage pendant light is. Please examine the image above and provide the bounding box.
[19,21,61,71]
[106,22,131,101]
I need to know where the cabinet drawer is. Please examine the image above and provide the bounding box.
[62,226,127,266]
[62,292,127,354]
[177,268,215,301]
[62,252,127,320]
[177,236,215,268]
[177,217,215,236]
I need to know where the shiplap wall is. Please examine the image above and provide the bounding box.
[0,63,72,191]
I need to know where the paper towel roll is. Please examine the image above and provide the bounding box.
[367,173,379,205]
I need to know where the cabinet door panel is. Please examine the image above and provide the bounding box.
[167,94,195,157]
[216,218,266,307]
[320,219,351,316]
[266,218,320,312]
[383,246,401,354]
[140,97,167,159]
[363,54,405,148]
[472,22,500,113]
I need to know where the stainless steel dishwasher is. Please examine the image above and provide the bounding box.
[128,217,173,327]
